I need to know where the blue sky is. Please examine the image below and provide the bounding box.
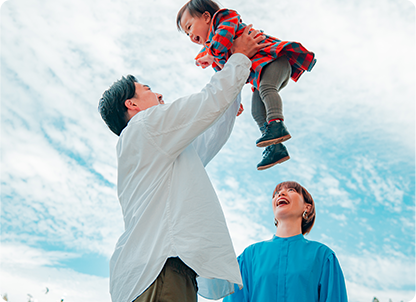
[0,0,415,301]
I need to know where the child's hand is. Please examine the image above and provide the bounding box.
[196,53,215,69]
[237,103,244,116]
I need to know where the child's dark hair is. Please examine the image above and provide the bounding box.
[98,75,137,136]
[176,0,220,32]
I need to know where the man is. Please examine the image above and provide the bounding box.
[99,26,265,302]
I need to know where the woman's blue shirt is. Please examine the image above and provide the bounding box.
[223,234,348,302]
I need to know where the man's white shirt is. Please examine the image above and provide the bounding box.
[110,54,251,302]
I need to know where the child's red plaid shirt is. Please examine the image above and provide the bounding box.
[195,9,316,90]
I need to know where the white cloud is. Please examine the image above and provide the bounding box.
[0,265,110,302]
[339,252,415,302]
[0,243,111,302]
[401,216,416,230]
[350,157,408,212]
[1,127,124,255]
[329,212,347,223]
[1,243,78,268]
[1,0,414,301]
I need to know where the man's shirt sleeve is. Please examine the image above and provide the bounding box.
[137,53,251,160]
[191,93,241,166]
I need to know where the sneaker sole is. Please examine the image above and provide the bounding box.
[257,155,290,171]
[256,134,291,148]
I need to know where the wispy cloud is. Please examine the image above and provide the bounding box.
[340,251,415,301]
[1,0,414,301]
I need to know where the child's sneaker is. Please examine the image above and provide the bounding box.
[256,120,291,147]
[257,143,290,170]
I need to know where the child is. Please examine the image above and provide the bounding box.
[177,0,316,170]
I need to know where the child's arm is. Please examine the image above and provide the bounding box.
[206,9,242,68]
[193,9,242,70]
[195,47,223,70]
[196,52,215,69]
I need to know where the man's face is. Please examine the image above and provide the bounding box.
[132,82,164,111]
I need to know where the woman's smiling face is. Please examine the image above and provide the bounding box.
[272,186,307,221]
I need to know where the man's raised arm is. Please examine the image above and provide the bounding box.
[143,26,267,159]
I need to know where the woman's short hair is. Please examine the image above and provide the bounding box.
[98,75,137,136]
[273,181,316,235]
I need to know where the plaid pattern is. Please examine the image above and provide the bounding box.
[195,9,317,89]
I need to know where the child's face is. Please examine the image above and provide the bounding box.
[180,9,211,45]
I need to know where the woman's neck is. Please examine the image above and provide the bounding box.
[275,219,302,238]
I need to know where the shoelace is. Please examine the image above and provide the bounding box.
[262,145,274,157]
[259,122,269,135]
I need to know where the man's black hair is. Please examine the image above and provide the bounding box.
[98,75,137,136]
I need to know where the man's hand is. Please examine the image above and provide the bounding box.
[231,24,269,58]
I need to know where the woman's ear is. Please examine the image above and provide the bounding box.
[304,203,312,213]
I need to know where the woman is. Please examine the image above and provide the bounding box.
[224,181,348,302]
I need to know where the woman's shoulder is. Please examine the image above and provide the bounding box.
[303,237,337,257]
[240,235,337,255]
[239,237,268,254]
[240,236,280,257]
[248,235,336,256]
